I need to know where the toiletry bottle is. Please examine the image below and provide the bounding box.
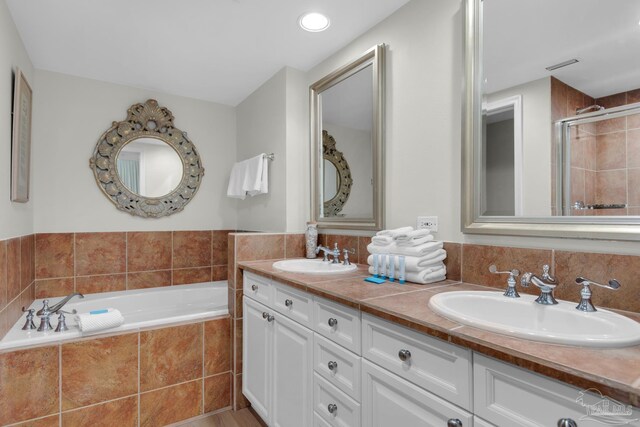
[389,255,395,282]
[373,254,379,277]
[398,256,406,284]
[380,254,387,279]
[305,222,318,259]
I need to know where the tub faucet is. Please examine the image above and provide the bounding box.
[38,292,84,316]
[520,265,559,305]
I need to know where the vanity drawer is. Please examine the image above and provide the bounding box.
[273,281,313,328]
[243,272,273,307]
[361,313,472,410]
[314,333,361,401]
[314,373,361,427]
[474,354,640,427]
[314,297,361,355]
[314,412,332,427]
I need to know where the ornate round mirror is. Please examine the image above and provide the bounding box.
[89,99,204,218]
[322,130,352,217]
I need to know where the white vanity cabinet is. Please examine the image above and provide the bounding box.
[243,273,314,427]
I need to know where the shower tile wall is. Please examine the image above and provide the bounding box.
[33,230,232,299]
[0,235,36,340]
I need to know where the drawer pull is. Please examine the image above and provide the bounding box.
[251,284,258,291]
[557,419,577,427]
[398,349,411,361]
[327,360,338,371]
[285,299,293,307]
[327,403,338,414]
[262,311,269,319]
[328,318,338,327]
[447,419,463,427]
[267,314,275,322]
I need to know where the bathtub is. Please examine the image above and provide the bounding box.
[0,281,228,351]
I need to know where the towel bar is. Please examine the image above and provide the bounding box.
[264,153,275,161]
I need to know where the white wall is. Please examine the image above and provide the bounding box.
[32,70,237,232]
[0,1,34,239]
[236,68,288,232]
[486,77,551,216]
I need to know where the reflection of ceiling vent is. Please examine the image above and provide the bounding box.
[545,59,579,71]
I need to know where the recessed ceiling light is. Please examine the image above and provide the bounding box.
[299,12,330,32]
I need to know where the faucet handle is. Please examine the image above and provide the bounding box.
[575,276,621,290]
[575,277,620,312]
[488,265,519,277]
[542,264,556,282]
[21,309,37,330]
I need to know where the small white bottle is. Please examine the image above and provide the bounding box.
[398,256,406,284]
[373,254,379,277]
[388,255,395,282]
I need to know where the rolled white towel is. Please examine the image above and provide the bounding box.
[376,226,413,238]
[371,235,394,246]
[396,235,434,247]
[367,250,446,273]
[367,242,394,255]
[394,241,444,257]
[76,308,124,334]
[367,264,446,284]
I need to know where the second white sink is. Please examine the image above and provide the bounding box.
[428,291,640,348]
[273,258,358,275]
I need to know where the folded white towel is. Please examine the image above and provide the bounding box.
[396,235,434,247]
[76,308,124,334]
[367,242,393,255]
[368,264,446,284]
[376,226,413,237]
[394,229,431,242]
[371,235,394,246]
[226,154,269,199]
[394,241,444,257]
[367,250,447,273]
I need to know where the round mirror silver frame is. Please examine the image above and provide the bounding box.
[322,130,353,216]
[89,99,205,218]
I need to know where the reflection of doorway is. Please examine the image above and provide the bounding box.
[481,95,523,216]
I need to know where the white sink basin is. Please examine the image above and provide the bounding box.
[428,291,640,348]
[272,259,358,275]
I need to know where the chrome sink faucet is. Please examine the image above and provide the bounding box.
[575,276,620,312]
[521,265,559,305]
[488,265,520,298]
[316,245,332,262]
[316,243,342,263]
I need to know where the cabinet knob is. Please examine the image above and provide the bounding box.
[251,284,258,291]
[557,419,577,427]
[262,311,269,319]
[327,403,338,414]
[328,318,338,327]
[267,314,275,322]
[398,349,412,361]
[447,419,463,427]
[285,299,293,307]
[328,361,338,371]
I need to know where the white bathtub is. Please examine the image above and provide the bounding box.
[0,281,228,351]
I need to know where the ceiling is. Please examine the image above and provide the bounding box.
[484,0,640,98]
[6,0,409,106]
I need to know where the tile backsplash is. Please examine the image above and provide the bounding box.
[34,230,233,299]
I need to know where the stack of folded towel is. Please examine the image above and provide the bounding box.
[367,226,446,284]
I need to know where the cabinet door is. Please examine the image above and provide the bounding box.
[243,296,273,423]
[272,312,314,427]
[362,359,473,427]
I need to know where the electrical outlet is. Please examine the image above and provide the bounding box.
[417,216,438,232]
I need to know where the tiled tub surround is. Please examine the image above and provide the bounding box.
[0,234,36,340]
[0,316,232,427]
[34,230,232,300]
[237,260,640,408]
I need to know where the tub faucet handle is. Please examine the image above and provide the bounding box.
[55,313,69,332]
[21,308,37,330]
[37,300,54,332]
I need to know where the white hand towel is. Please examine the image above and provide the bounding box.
[226,154,268,199]
[371,235,394,246]
[396,235,434,247]
[376,226,413,237]
[76,308,124,334]
[394,229,431,242]
[394,241,444,257]
[367,264,446,284]
[367,250,447,273]
[367,242,393,255]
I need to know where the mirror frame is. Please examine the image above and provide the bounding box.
[89,99,205,218]
[310,43,385,231]
[462,0,640,241]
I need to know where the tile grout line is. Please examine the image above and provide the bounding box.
[138,331,141,427]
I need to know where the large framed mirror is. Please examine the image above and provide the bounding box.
[310,44,385,230]
[89,99,205,218]
[463,0,640,240]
